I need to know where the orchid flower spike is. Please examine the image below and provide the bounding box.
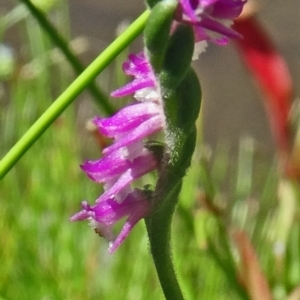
[71,52,165,253]
[71,0,244,253]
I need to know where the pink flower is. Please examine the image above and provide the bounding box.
[71,190,151,253]
[175,0,246,45]
[111,52,156,97]
[71,52,164,252]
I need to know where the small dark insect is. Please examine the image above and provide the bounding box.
[94,227,104,238]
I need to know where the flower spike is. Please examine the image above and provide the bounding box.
[72,0,242,255]
[72,51,165,252]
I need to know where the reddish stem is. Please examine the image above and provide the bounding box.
[233,17,293,157]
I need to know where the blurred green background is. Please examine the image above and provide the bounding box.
[1,1,300,300]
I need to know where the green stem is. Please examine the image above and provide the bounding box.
[0,10,149,180]
[146,184,185,300]
[19,0,113,114]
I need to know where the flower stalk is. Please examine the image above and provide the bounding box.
[145,184,185,300]
[143,2,202,298]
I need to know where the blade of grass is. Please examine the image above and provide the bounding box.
[0,10,150,180]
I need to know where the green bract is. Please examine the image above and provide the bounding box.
[145,0,170,9]
[159,25,195,89]
[144,2,201,207]
[144,0,177,71]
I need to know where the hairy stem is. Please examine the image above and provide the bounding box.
[146,183,185,300]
